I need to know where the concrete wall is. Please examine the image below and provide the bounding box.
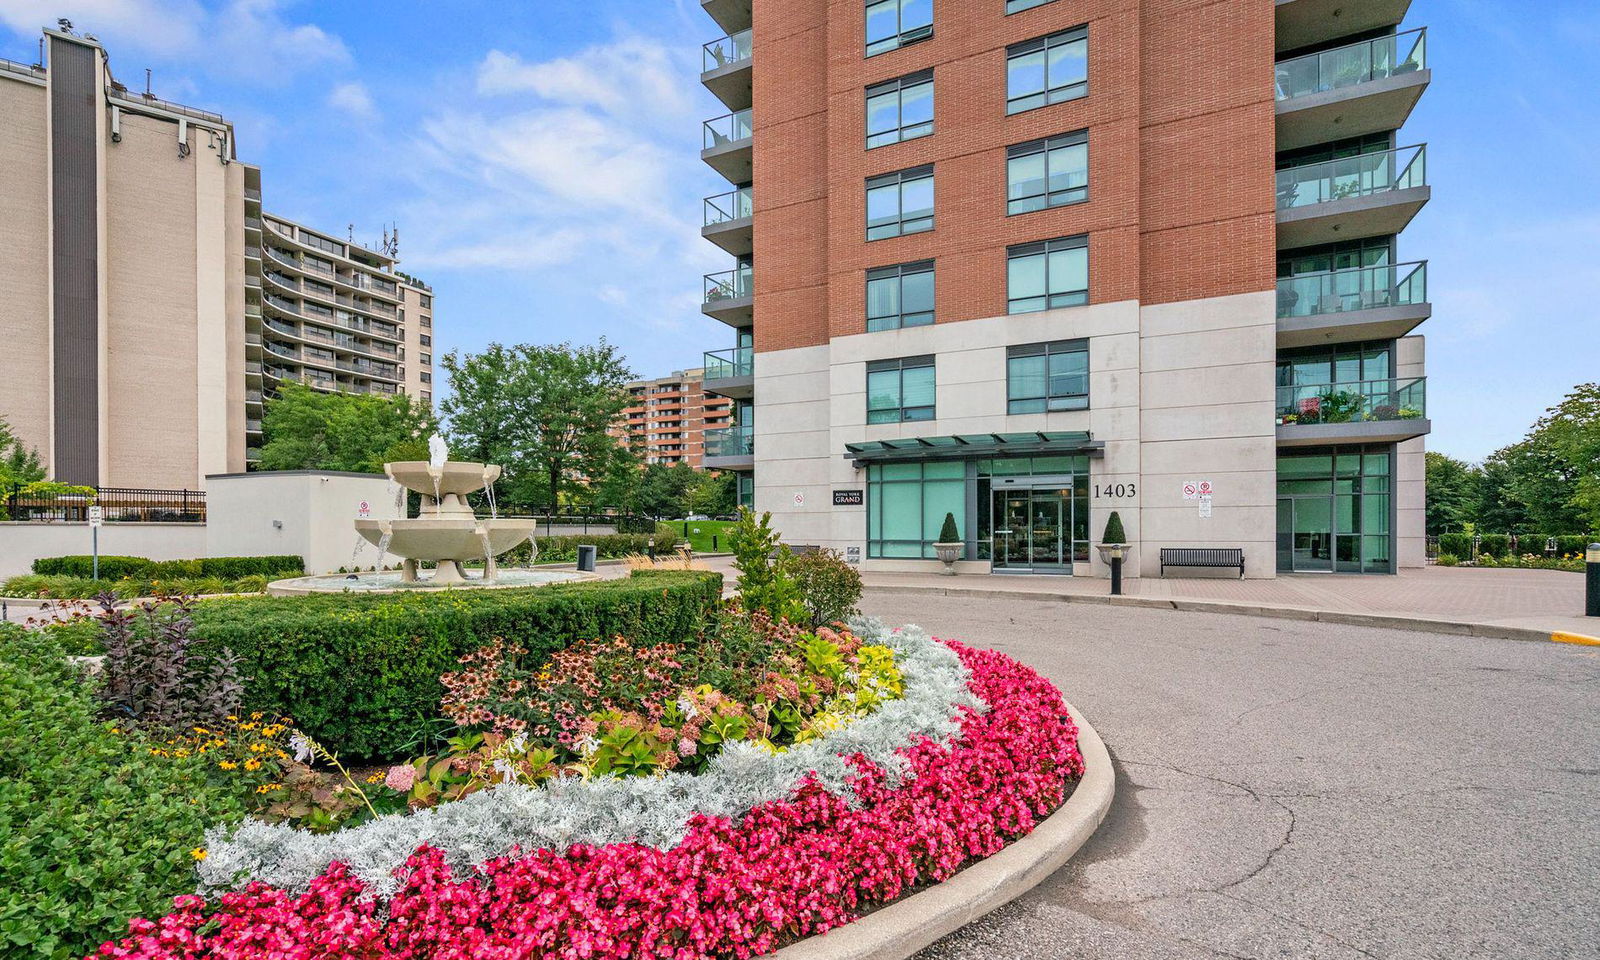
[206,471,403,574]
[1395,334,1426,568]
[0,522,207,579]
[0,74,52,473]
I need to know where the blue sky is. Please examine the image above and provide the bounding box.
[2,0,1595,463]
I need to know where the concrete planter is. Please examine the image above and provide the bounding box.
[1094,543,1128,565]
[933,542,963,575]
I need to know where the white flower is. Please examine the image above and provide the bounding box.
[492,758,517,785]
[575,736,600,755]
[506,733,528,755]
[288,732,314,764]
[677,695,699,720]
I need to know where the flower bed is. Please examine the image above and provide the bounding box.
[96,628,1083,959]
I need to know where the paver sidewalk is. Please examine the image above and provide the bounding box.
[858,564,1599,639]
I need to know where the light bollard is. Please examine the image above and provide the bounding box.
[1586,543,1600,618]
[1109,545,1124,596]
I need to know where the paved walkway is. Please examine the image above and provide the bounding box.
[859,565,1597,638]
[861,592,1600,960]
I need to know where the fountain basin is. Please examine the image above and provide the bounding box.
[355,518,538,563]
[386,461,502,499]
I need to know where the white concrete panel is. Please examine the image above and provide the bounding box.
[1139,290,1275,339]
[0,523,208,579]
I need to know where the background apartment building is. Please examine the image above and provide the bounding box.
[696,0,1430,577]
[617,369,736,469]
[0,27,434,491]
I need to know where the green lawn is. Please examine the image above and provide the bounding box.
[662,520,737,553]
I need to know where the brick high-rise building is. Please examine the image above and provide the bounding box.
[695,0,1429,576]
[0,27,436,489]
[617,369,737,471]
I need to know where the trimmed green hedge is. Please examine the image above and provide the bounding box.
[496,533,679,566]
[1437,533,1472,559]
[0,625,250,960]
[31,555,304,579]
[189,570,724,760]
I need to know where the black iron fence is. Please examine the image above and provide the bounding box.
[3,485,206,523]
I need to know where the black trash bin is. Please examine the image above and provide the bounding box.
[577,544,597,573]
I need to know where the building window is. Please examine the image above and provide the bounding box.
[867,461,965,558]
[1006,27,1088,115]
[866,0,933,56]
[420,295,432,308]
[1006,0,1056,12]
[421,353,432,365]
[420,335,431,347]
[867,355,935,423]
[1007,340,1089,413]
[420,315,431,328]
[866,70,934,148]
[867,261,935,331]
[1007,130,1088,214]
[867,166,934,240]
[421,391,431,402]
[1007,235,1088,313]
[420,372,432,383]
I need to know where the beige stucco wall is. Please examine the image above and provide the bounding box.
[0,522,208,579]
[0,76,53,471]
[206,471,403,574]
[103,111,202,489]
[1395,334,1426,568]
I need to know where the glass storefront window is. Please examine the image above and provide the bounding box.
[1276,446,1393,574]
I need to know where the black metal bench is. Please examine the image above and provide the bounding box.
[1160,548,1245,578]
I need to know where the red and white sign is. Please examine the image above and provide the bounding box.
[1198,480,1213,497]
[357,500,372,518]
[1182,481,1198,500]
[793,492,805,507]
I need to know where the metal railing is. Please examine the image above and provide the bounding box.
[704,266,754,304]
[1275,27,1426,101]
[244,187,262,201]
[1276,261,1427,319]
[1277,144,1426,210]
[703,29,753,71]
[0,56,44,81]
[245,419,262,432]
[705,186,754,226]
[4,484,206,523]
[703,108,753,149]
[704,346,754,380]
[705,424,755,458]
[1276,376,1426,424]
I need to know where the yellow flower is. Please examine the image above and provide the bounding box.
[226,715,240,722]
[249,743,267,753]
[218,760,238,770]
[255,783,278,795]
[244,758,262,771]
[250,712,264,720]
[190,848,207,861]
[240,723,258,731]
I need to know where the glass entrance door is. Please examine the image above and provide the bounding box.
[1278,496,1335,572]
[992,483,1074,574]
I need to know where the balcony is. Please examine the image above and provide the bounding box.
[703,186,754,255]
[245,419,262,433]
[1276,377,1429,446]
[1275,0,1413,54]
[702,108,753,183]
[702,0,750,35]
[1276,261,1428,348]
[702,266,754,327]
[1276,144,1428,248]
[703,423,755,470]
[1275,27,1428,150]
[702,29,752,111]
[702,346,754,400]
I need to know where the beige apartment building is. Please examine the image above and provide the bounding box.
[696,0,1430,577]
[616,369,736,469]
[0,27,435,491]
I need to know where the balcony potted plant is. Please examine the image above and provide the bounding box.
[933,512,963,575]
[1095,510,1129,565]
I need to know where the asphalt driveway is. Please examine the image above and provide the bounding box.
[859,591,1600,960]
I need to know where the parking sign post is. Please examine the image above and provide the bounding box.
[88,504,104,580]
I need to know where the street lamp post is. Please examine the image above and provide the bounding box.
[1586,544,1600,618]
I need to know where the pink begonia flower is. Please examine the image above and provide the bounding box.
[97,641,1084,960]
[384,764,417,792]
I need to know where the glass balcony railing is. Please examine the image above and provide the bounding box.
[703,108,753,149]
[1275,27,1426,101]
[703,29,752,71]
[704,346,754,380]
[705,186,754,226]
[1276,145,1425,210]
[1276,261,1427,319]
[705,424,755,458]
[1276,377,1426,425]
[704,266,754,304]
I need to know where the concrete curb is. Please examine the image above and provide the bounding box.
[862,582,1583,645]
[766,699,1114,960]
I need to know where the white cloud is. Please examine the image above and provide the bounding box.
[327,80,375,120]
[475,41,694,122]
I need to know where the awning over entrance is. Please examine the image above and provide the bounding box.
[844,431,1103,467]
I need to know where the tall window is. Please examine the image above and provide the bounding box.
[867,166,934,240]
[1007,340,1089,413]
[867,355,935,423]
[1006,27,1088,114]
[867,261,935,331]
[1007,236,1088,313]
[867,71,934,148]
[866,0,933,56]
[1007,131,1088,214]
[867,461,965,558]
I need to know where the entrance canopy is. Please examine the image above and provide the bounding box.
[844,431,1102,467]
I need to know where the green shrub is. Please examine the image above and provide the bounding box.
[728,508,805,622]
[1435,553,1459,567]
[1101,511,1126,544]
[1437,533,1472,558]
[186,570,724,760]
[29,555,303,581]
[1477,534,1510,558]
[937,512,960,544]
[1554,535,1595,557]
[197,556,304,578]
[497,533,675,566]
[0,624,251,960]
[31,554,150,580]
[2,573,276,600]
[613,515,657,535]
[789,549,863,628]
